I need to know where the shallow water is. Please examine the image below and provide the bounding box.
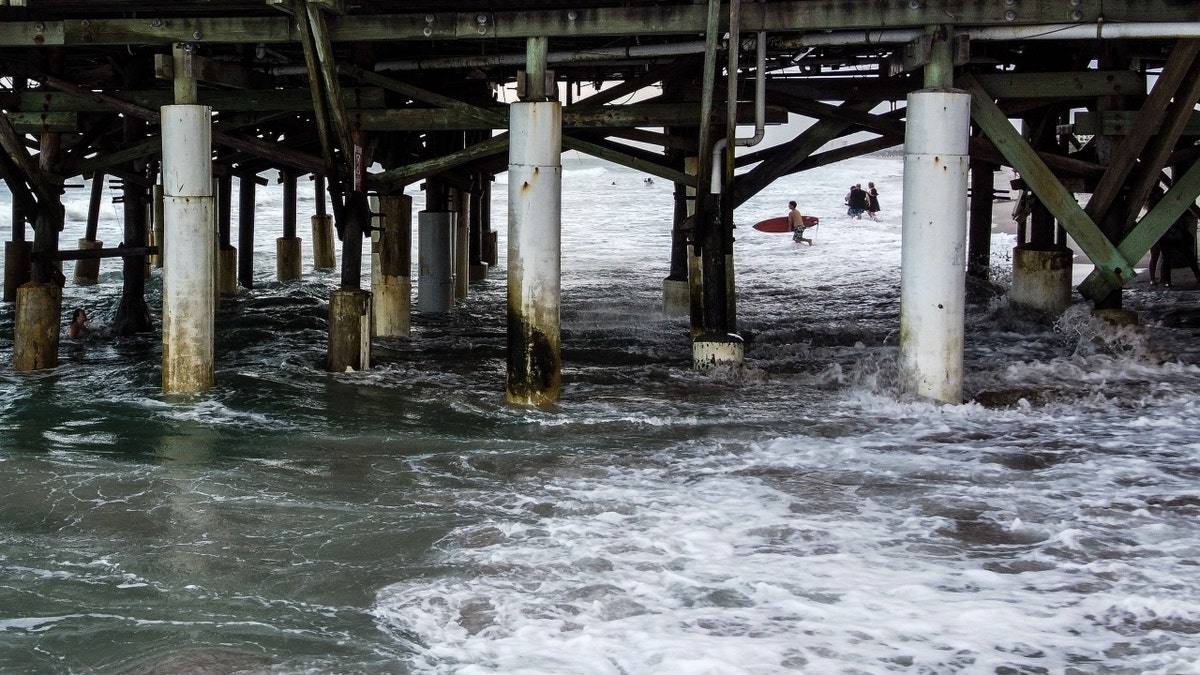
[2,155,1200,673]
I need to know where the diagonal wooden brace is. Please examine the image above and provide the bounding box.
[1077,159,1200,299]
[962,73,1134,295]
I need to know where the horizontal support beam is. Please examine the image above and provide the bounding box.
[351,102,786,131]
[5,111,76,133]
[1077,159,1200,299]
[32,245,157,261]
[973,70,1146,100]
[1073,110,1200,136]
[5,87,386,113]
[1,3,1195,48]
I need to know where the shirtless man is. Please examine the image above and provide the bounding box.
[788,201,812,246]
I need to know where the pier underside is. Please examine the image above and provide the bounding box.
[2,1,1200,398]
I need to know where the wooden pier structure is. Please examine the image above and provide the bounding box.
[2,1,1200,402]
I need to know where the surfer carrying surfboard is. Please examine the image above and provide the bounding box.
[788,201,813,246]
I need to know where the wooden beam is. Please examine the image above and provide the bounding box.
[973,70,1146,100]
[733,100,878,208]
[291,0,339,183]
[0,113,60,206]
[574,57,700,107]
[1122,51,1200,230]
[32,245,158,262]
[1083,39,1200,225]
[2,3,1198,48]
[374,133,509,191]
[305,1,355,178]
[344,102,785,131]
[1077,159,1200,298]
[154,52,276,90]
[1073,110,1200,137]
[961,73,1134,294]
[4,112,77,133]
[563,134,696,187]
[8,88,386,113]
[338,65,506,127]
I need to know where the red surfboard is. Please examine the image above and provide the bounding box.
[752,215,818,233]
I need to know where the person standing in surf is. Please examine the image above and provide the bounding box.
[867,182,881,220]
[846,184,869,219]
[788,201,812,246]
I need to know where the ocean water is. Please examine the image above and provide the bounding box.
[2,153,1200,673]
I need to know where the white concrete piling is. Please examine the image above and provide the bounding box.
[160,104,215,393]
[506,100,562,405]
[898,89,971,403]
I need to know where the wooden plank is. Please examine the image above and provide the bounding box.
[1077,160,1200,299]
[32,246,157,262]
[563,135,696,188]
[5,112,77,133]
[338,65,506,127]
[291,0,339,183]
[345,103,784,131]
[1083,39,1200,228]
[961,73,1134,294]
[574,57,699,107]
[374,133,509,191]
[733,100,877,208]
[306,2,355,178]
[3,3,1199,49]
[1073,110,1200,137]
[973,71,1146,100]
[12,88,386,113]
[1122,51,1200,230]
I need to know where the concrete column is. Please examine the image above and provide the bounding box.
[454,188,470,301]
[277,171,302,281]
[899,89,970,403]
[372,194,412,337]
[74,172,105,286]
[327,288,371,372]
[13,282,61,371]
[218,248,237,296]
[276,237,302,282]
[417,211,455,313]
[312,214,336,269]
[72,239,104,286]
[4,241,32,302]
[160,104,215,393]
[507,100,562,405]
[1011,246,1073,317]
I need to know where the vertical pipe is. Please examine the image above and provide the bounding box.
[160,104,215,393]
[238,174,255,288]
[898,90,970,403]
[507,100,562,405]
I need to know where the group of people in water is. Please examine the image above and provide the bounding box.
[845,182,881,220]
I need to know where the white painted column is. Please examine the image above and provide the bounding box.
[899,89,970,403]
[160,104,215,393]
[507,100,562,405]
[417,211,455,313]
